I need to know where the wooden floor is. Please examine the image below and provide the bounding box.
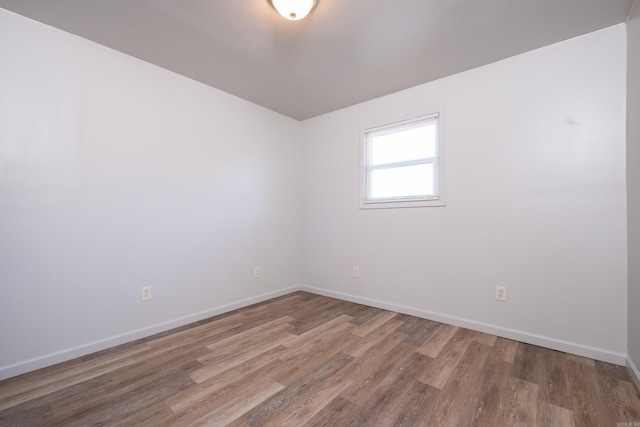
[1,292,639,426]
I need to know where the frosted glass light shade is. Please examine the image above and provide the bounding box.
[269,0,317,21]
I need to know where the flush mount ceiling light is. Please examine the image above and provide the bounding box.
[268,0,318,21]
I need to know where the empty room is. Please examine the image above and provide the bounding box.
[1,0,640,426]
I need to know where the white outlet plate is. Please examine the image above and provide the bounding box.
[254,267,261,279]
[353,266,360,278]
[141,286,152,302]
[496,286,507,301]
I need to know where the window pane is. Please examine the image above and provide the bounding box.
[370,163,434,199]
[371,123,436,166]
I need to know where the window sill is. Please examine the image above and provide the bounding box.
[360,197,446,209]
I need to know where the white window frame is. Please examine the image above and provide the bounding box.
[360,112,446,209]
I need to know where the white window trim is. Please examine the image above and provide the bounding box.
[360,112,446,209]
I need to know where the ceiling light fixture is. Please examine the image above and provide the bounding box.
[268,0,318,21]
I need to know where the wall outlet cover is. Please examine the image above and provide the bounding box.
[141,286,152,301]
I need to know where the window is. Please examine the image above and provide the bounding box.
[361,113,445,209]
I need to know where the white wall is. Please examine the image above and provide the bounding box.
[0,7,632,381]
[301,25,628,363]
[627,0,640,386]
[0,9,301,380]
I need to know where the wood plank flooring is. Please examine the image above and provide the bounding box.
[1,291,639,426]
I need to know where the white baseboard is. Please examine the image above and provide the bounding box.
[301,285,628,366]
[0,285,303,381]
[628,357,640,391]
[2,284,629,381]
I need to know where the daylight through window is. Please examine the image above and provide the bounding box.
[362,114,444,208]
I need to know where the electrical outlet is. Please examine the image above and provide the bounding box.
[141,286,152,302]
[254,267,261,279]
[353,266,360,278]
[496,286,507,302]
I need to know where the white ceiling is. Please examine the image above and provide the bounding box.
[0,0,634,120]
